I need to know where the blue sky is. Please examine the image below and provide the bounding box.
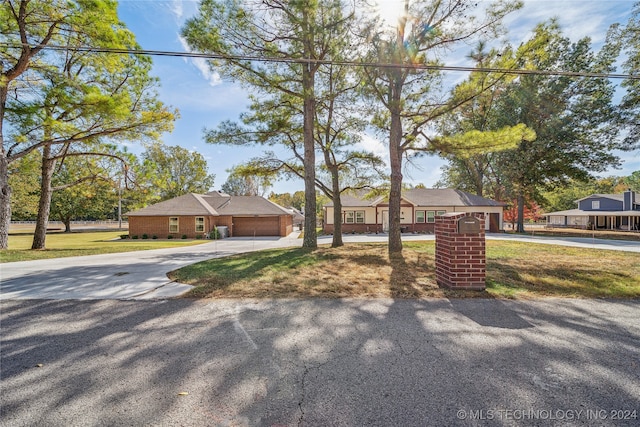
[117,0,639,194]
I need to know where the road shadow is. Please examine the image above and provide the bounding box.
[2,298,639,425]
[448,298,534,329]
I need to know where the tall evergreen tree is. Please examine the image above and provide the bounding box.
[183,0,357,249]
[617,2,640,149]
[361,0,522,255]
[490,22,621,232]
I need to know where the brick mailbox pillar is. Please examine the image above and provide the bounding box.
[435,212,486,290]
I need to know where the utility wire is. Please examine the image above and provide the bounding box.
[2,42,639,80]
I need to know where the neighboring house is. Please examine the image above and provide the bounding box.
[545,189,640,231]
[126,191,293,238]
[285,207,305,230]
[323,188,505,234]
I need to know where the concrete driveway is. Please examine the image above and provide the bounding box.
[1,233,638,301]
[0,235,302,300]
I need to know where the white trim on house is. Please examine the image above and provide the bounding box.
[545,209,640,230]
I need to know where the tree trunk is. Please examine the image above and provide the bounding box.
[388,81,404,255]
[0,155,10,250]
[301,15,317,250]
[63,217,72,232]
[330,174,343,248]
[0,84,11,250]
[32,145,55,250]
[516,192,525,233]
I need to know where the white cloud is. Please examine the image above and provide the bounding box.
[358,132,389,165]
[504,0,631,46]
[177,35,222,87]
[169,0,183,21]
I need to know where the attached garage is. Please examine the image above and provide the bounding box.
[233,216,280,236]
[126,192,294,239]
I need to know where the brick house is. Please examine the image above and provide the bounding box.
[126,191,293,239]
[323,188,505,234]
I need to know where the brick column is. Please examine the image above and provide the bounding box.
[435,212,486,290]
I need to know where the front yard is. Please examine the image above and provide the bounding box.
[0,231,208,263]
[170,241,640,299]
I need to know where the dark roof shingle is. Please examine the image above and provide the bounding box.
[125,193,291,217]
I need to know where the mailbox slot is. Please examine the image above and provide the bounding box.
[457,215,481,234]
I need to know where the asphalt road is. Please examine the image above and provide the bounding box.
[1,233,638,301]
[1,298,638,426]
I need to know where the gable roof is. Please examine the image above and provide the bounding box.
[125,193,219,216]
[326,188,504,208]
[576,193,625,203]
[125,192,291,217]
[213,195,292,216]
[402,188,504,207]
[337,192,383,207]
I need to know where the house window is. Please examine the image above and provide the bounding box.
[416,211,425,223]
[195,217,205,232]
[436,210,446,216]
[426,211,436,223]
[343,211,364,224]
[345,211,355,224]
[592,200,600,210]
[169,217,179,233]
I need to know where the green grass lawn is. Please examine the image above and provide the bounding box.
[169,241,640,299]
[0,231,209,263]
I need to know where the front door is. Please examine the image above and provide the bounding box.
[382,210,389,232]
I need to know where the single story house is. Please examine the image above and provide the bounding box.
[323,188,505,234]
[545,189,640,231]
[126,191,293,238]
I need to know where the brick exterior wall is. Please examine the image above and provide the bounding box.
[128,215,218,239]
[128,215,291,238]
[435,212,486,290]
[279,215,293,237]
[323,223,436,234]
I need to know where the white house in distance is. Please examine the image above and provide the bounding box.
[323,188,505,234]
[545,189,640,231]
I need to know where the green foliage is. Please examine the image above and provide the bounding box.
[49,157,121,228]
[623,171,640,192]
[617,4,640,149]
[1,0,177,250]
[492,22,621,193]
[269,191,306,210]
[541,176,628,212]
[138,143,215,201]
[440,20,622,214]
[221,165,270,196]
[8,151,41,220]
[437,124,536,157]
[182,0,366,249]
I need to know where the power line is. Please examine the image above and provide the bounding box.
[2,42,639,80]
